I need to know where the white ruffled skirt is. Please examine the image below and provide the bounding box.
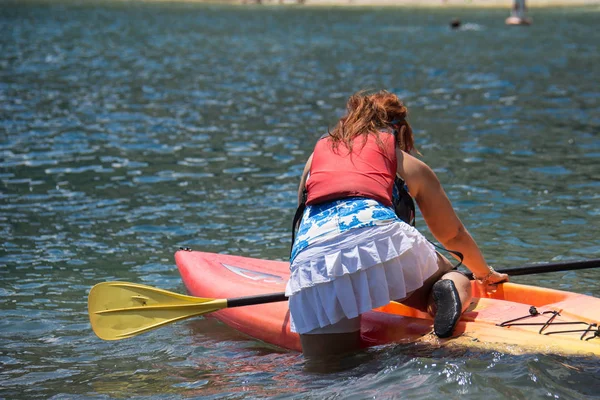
[285,222,439,334]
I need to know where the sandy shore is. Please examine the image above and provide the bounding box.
[287,0,599,6]
[138,0,600,8]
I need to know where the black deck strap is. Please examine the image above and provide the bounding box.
[585,328,600,341]
[539,311,560,334]
[541,322,598,339]
[497,309,558,327]
[497,307,600,341]
[581,323,598,340]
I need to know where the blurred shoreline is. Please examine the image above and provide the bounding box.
[122,0,600,8]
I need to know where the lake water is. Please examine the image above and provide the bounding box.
[1,1,599,398]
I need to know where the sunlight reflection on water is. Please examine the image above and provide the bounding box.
[1,1,599,399]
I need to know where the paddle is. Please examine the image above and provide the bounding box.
[463,258,600,280]
[88,281,286,341]
[88,258,599,341]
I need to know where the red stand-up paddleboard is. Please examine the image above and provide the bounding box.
[176,249,600,356]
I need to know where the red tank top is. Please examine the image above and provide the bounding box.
[306,132,397,207]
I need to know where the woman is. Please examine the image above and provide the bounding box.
[285,90,508,357]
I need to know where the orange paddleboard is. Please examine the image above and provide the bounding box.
[175,249,600,356]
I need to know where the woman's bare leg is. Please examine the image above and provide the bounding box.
[299,331,361,358]
[299,331,369,372]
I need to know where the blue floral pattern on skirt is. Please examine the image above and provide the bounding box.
[291,197,399,261]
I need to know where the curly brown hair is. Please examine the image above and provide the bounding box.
[328,90,416,154]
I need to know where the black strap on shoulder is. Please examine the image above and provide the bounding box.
[393,176,416,226]
[290,188,307,253]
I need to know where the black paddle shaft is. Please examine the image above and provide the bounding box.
[465,259,600,280]
[227,292,287,308]
[225,259,599,308]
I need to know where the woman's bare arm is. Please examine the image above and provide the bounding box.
[397,149,507,283]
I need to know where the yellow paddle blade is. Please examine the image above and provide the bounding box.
[88,281,227,341]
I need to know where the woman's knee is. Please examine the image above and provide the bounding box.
[442,271,472,295]
[440,271,472,312]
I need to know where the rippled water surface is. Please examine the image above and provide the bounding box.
[1,1,600,398]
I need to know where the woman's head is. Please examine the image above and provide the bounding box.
[329,90,415,153]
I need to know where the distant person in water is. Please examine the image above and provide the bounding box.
[450,18,461,29]
[507,0,532,24]
[512,0,527,18]
[286,90,508,358]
